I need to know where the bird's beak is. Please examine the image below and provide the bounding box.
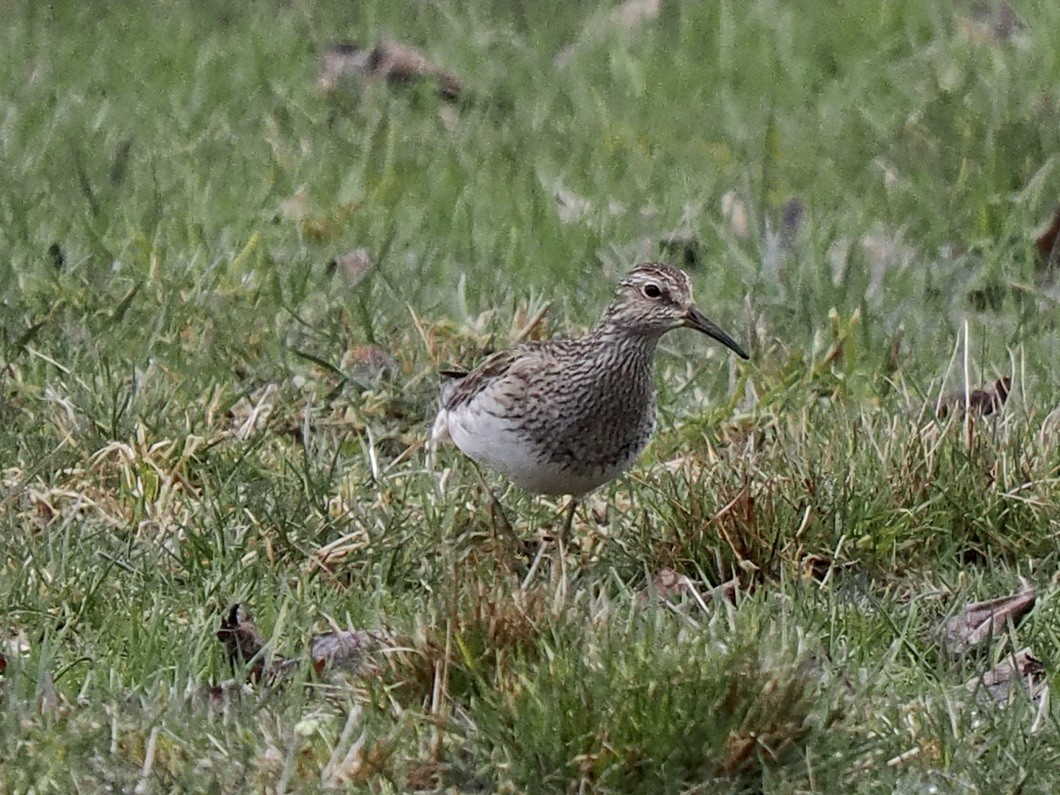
[683,307,750,360]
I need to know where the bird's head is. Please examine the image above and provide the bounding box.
[604,262,749,359]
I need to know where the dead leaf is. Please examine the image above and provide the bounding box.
[640,568,739,607]
[1035,206,1060,273]
[310,629,383,676]
[217,604,265,666]
[277,186,309,221]
[406,761,444,791]
[216,604,389,687]
[2,630,29,671]
[553,183,594,225]
[228,384,278,439]
[967,647,1047,704]
[799,553,856,583]
[216,603,291,682]
[341,345,395,380]
[317,43,363,91]
[943,579,1036,656]
[649,567,694,600]
[374,41,463,101]
[937,376,1012,419]
[956,1,1023,44]
[326,249,375,285]
[318,41,463,101]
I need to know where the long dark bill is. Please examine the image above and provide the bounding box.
[684,307,750,360]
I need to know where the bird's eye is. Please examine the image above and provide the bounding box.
[642,283,663,299]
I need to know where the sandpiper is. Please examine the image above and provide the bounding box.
[433,263,748,531]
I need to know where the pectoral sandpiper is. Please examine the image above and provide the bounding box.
[433,262,749,533]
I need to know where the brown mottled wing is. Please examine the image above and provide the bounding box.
[440,346,535,411]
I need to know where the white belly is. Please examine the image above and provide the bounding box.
[441,406,624,496]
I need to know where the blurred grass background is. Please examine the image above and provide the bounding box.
[1,0,1058,791]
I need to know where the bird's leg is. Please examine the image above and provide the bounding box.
[561,497,578,543]
[549,497,578,601]
[469,462,517,545]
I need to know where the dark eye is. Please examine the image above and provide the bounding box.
[642,283,662,299]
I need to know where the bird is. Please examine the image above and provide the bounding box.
[432,262,749,535]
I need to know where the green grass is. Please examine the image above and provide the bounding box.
[1,0,1059,791]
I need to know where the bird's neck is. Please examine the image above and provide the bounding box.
[585,316,664,375]
[590,303,667,346]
